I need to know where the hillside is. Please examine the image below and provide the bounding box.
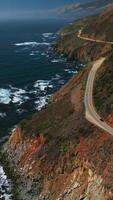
[94,48,113,117]
[82,5,113,41]
[55,4,113,60]
[1,3,113,200]
[56,3,113,117]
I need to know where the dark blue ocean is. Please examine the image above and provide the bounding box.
[0,19,84,138]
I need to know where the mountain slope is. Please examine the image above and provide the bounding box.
[82,5,113,41]
[55,4,113,60]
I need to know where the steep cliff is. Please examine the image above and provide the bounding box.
[1,63,113,200]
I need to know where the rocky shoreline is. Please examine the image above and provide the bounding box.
[0,146,20,200]
[0,137,42,200]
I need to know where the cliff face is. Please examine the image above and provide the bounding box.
[1,66,113,200]
[2,4,113,200]
[4,126,109,200]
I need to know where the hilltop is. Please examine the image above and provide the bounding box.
[1,3,113,200]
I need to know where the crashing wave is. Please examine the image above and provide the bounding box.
[34,80,53,91]
[15,42,50,47]
[0,166,12,199]
[0,112,7,118]
[64,69,78,74]
[35,95,50,111]
[51,58,66,63]
[42,33,53,38]
[0,86,29,105]
[0,89,11,104]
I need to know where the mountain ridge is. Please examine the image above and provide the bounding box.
[53,0,113,19]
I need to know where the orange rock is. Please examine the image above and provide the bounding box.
[76,137,89,154]
[9,127,22,150]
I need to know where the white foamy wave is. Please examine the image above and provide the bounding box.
[52,74,61,81]
[51,58,66,63]
[0,112,7,118]
[15,42,50,47]
[41,42,50,46]
[0,86,29,105]
[15,42,38,46]
[34,80,53,91]
[35,95,50,111]
[16,108,26,115]
[30,51,39,56]
[81,63,86,67]
[42,33,53,38]
[0,89,11,104]
[41,52,50,58]
[12,96,22,104]
[30,52,35,56]
[64,69,78,74]
[41,52,46,56]
[42,33,56,41]
[51,59,59,63]
[12,88,29,105]
[0,166,12,199]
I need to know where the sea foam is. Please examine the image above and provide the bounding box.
[0,86,29,105]
[0,112,7,118]
[35,95,50,111]
[15,42,50,47]
[0,166,12,199]
[34,80,53,91]
[42,33,53,38]
[0,89,11,104]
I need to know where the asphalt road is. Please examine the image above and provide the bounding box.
[78,31,113,44]
[78,31,113,135]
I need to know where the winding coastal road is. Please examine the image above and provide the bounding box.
[77,30,113,135]
[78,30,113,45]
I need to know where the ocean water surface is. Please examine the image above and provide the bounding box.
[0,19,84,138]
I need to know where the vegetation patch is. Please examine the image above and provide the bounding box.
[94,48,113,116]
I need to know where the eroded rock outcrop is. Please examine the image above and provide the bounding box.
[2,109,113,200]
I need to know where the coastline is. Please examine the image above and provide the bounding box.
[0,153,20,199]
[0,136,21,200]
[0,15,96,199]
[0,24,85,199]
[0,19,85,200]
[0,58,85,200]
